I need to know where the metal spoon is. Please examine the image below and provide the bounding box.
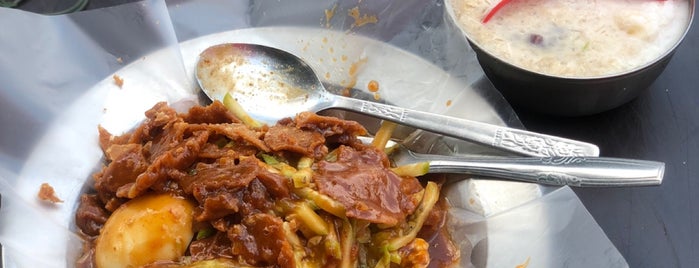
[195,43,600,158]
[376,138,663,187]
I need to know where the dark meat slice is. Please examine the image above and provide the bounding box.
[417,197,460,268]
[102,195,127,212]
[182,100,241,124]
[198,177,278,221]
[75,194,110,236]
[183,144,289,199]
[255,168,290,199]
[199,142,240,159]
[117,130,210,199]
[275,117,294,127]
[294,112,367,137]
[189,123,269,152]
[181,156,260,195]
[146,121,189,163]
[196,192,241,222]
[181,157,272,221]
[189,171,282,221]
[97,103,177,153]
[197,142,234,159]
[197,138,260,160]
[211,218,231,233]
[238,179,276,216]
[95,143,148,194]
[264,125,327,158]
[97,125,131,153]
[189,232,235,262]
[128,102,182,145]
[228,214,295,268]
[314,145,422,226]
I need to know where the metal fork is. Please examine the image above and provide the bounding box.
[375,139,664,187]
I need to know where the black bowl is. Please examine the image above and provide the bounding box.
[446,0,695,116]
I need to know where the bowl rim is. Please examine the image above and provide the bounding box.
[444,0,696,81]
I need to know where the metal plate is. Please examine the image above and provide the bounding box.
[2,27,546,267]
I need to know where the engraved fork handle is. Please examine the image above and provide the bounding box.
[420,155,664,187]
[332,96,600,157]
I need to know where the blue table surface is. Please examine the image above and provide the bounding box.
[10,1,699,267]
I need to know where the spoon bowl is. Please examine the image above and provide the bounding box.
[196,43,600,158]
[197,43,330,124]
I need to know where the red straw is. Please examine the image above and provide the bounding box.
[482,0,669,24]
[482,0,514,23]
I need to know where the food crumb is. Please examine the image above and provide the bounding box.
[324,3,337,28]
[446,100,453,107]
[116,57,123,64]
[368,80,379,92]
[341,57,368,96]
[38,183,63,203]
[113,74,124,88]
[373,93,380,100]
[348,58,368,77]
[348,6,378,28]
[515,256,531,268]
